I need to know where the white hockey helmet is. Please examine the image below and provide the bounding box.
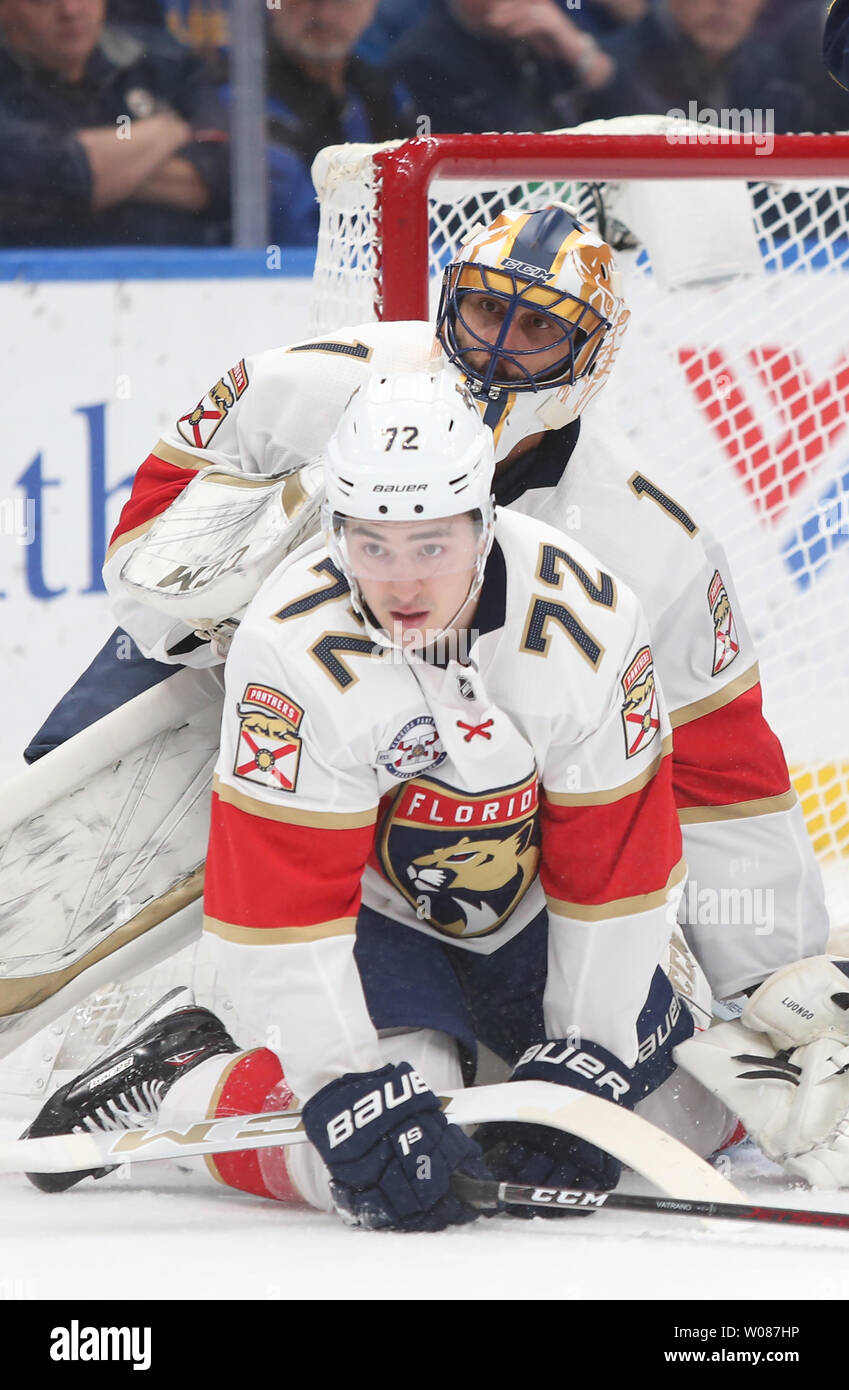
[436,205,630,459]
[322,372,496,628]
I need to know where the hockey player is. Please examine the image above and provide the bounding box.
[24,373,696,1225]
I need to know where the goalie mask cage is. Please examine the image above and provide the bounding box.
[4,118,849,1100]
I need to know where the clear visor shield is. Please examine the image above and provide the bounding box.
[443,265,609,394]
[333,512,487,583]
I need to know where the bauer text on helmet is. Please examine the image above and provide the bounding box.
[322,373,496,650]
[436,206,630,440]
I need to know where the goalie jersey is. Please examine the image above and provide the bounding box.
[203,508,684,1103]
[104,319,829,1001]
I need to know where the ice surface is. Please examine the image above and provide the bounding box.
[2,1099,848,1303]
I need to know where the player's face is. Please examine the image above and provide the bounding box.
[344,514,482,649]
[0,0,105,75]
[271,0,379,63]
[454,291,575,386]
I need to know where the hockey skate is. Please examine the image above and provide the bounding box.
[22,986,239,1192]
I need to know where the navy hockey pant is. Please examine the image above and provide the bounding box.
[24,628,178,763]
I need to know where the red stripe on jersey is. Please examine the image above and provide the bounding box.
[109,452,198,547]
[212,1049,301,1201]
[540,755,681,909]
[205,790,375,930]
[673,682,791,810]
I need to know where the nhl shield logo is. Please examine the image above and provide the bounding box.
[376,774,540,938]
[708,570,739,676]
[621,645,659,758]
[233,683,303,793]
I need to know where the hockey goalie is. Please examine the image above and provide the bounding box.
[8,205,849,1219]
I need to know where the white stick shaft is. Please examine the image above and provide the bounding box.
[3,1081,743,1202]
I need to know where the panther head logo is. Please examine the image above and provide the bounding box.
[405,819,538,937]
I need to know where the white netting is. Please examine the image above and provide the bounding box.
[312,119,849,930]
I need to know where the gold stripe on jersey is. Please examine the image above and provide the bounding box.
[546,856,687,922]
[678,788,798,824]
[104,517,157,561]
[213,774,378,828]
[544,736,673,806]
[203,914,357,944]
[203,472,278,489]
[152,438,208,469]
[669,663,761,729]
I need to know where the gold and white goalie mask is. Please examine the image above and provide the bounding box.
[436,205,630,458]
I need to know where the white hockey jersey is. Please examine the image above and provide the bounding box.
[103,320,828,998]
[203,507,684,1103]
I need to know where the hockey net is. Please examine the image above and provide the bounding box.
[312,118,849,940]
[5,118,849,1101]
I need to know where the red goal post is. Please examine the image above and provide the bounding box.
[311,120,849,933]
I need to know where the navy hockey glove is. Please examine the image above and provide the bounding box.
[302,1062,490,1231]
[481,1039,637,1202]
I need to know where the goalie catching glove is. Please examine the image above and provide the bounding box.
[301,1062,491,1231]
[119,461,323,650]
[676,955,849,1188]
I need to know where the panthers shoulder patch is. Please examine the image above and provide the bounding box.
[233,683,303,793]
[621,645,659,758]
[177,360,249,449]
[708,570,739,676]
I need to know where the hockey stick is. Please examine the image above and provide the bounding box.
[450,1174,849,1230]
[3,1080,742,1202]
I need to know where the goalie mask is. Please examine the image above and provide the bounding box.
[322,372,496,648]
[436,205,629,459]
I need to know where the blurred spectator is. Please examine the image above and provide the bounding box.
[778,1,848,126]
[568,0,649,40]
[0,0,230,246]
[751,0,798,40]
[106,0,229,57]
[261,0,416,243]
[388,0,614,134]
[583,0,839,133]
[356,0,430,64]
[823,0,849,93]
[265,0,415,160]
